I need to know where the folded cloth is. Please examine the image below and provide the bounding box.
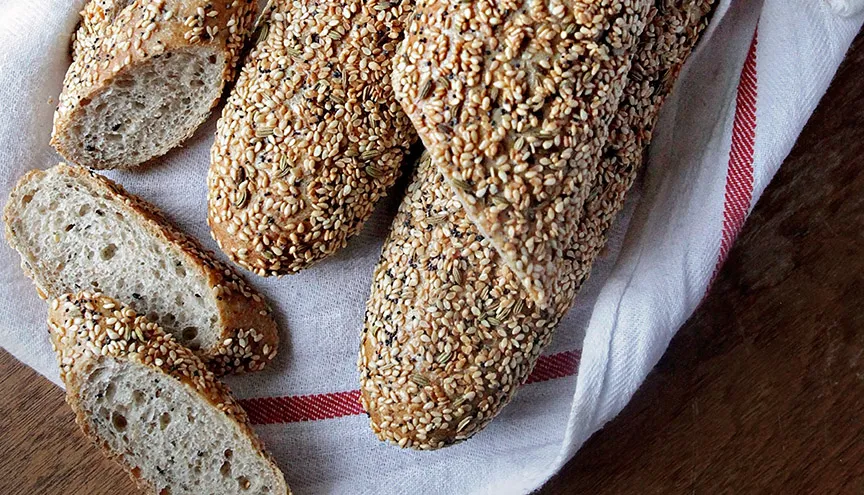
[0,0,860,493]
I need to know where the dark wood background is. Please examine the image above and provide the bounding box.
[2,33,863,495]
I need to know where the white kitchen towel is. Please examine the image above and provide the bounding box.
[0,1,861,493]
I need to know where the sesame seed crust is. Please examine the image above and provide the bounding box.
[393,0,654,308]
[48,292,288,494]
[360,153,561,450]
[361,0,716,450]
[52,0,257,169]
[5,164,280,375]
[208,0,417,276]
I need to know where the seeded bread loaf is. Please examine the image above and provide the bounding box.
[392,0,654,308]
[51,0,257,170]
[49,292,290,495]
[4,164,279,375]
[360,0,716,449]
[208,0,416,276]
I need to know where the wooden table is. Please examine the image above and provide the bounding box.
[3,34,863,495]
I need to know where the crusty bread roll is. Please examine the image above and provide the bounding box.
[360,0,716,449]
[208,0,416,276]
[4,164,279,375]
[49,293,290,495]
[51,0,257,170]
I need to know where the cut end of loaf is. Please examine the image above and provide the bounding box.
[53,47,226,170]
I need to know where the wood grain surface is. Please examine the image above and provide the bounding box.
[2,32,863,495]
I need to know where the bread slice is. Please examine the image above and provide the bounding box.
[51,0,257,169]
[49,292,290,495]
[4,164,279,374]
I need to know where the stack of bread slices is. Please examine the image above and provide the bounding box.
[5,1,291,494]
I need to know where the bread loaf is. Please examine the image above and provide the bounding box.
[208,0,416,276]
[51,0,257,169]
[360,0,716,449]
[4,164,279,375]
[49,292,290,495]
[391,0,654,308]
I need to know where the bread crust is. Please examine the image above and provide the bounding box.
[207,0,416,276]
[4,164,280,375]
[360,0,717,449]
[51,0,257,169]
[51,292,290,495]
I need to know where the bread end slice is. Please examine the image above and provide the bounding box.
[50,292,291,495]
[51,0,257,169]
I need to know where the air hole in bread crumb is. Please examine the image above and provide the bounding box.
[237,476,251,490]
[100,243,117,260]
[159,412,171,430]
[224,449,233,459]
[163,313,176,325]
[146,311,159,322]
[175,264,186,277]
[132,390,145,405]
[105,382,116,401]
[220,460,232,477]
[131,466,141,478]
[78,204,90,216]
[181,327,198,341]
[64,224,75,232]
[208,54,217,64]
[21,193,33,205]
[111,411,127,431]
[159,488,171,495]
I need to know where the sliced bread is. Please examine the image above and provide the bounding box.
[51,0,257,169]
[4,164,279,374]
[49,292,290,495]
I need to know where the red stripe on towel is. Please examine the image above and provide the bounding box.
[242,349,581,425]
[713,27,759,282]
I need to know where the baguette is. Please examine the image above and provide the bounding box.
[51,0,257,170]
[391,0,654,308]
[49,292,290,495]
[4,164,279,375]
[207,0,416,276]
[360,0,716,449]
